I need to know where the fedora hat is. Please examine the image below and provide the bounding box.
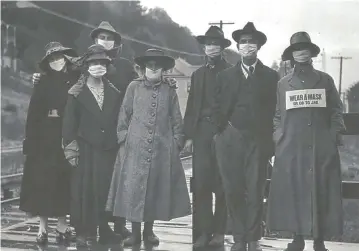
[134,49,175,71]
[82,44,112,64]
[39,42,77,71]
[282,32,320,61]
[90,21,122,43]
[196,26,231,48]
[232,22,267,47]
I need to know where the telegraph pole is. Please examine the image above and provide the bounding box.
[209,20,234,30]
[331,56,352,98]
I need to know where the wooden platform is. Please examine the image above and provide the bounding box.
[2,159,359,251]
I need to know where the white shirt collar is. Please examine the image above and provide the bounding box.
[241,59,258,78]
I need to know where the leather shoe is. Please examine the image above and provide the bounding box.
[248,241,262,251]
[143,231,160,246]
[231,242,247,251]
[193,234,211,248]
[208,234,224,247]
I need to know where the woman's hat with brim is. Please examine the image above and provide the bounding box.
[232,22,267,47]
[282,32,320,61]
[82,44,112,64]
[134,49,175,71]
[90,21,122,44]
[39,41,77,71]
[196,26,231,48]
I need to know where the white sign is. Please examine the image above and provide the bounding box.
[285,89,326,110]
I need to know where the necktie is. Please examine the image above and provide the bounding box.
[249,66,254,77]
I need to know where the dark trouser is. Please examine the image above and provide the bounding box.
[193,119,227,236]
[215,124,267,242]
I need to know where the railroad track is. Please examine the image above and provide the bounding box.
[0,154,192,206]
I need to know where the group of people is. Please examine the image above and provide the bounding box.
[18,19,345,251]
[185,23,345,251]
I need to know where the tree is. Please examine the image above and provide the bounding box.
[347,81,359,112]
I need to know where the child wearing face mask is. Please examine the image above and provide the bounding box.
[62,44,124,247]
[106,49,191,247]
[19,42,80,245]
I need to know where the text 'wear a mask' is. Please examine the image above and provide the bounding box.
[88,65,107,78]
[238,43,258,58]
[145,68,162,82]
[292,49,312,63]
[97,39,115,50]
[204,45,222,58]
[49,58,66,71]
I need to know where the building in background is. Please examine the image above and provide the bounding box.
[165,58,201,114]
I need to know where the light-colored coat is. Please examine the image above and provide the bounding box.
[106,78,191,222]
[266,64,346,238]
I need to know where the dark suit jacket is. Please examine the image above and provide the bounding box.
[212,60,279,156]
[107,57,138,95]
[62,74,122,150]
[183,59,232,140]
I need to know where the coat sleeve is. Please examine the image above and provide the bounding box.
[326,75,346,143]
[183,74,195,140]
[117,81,136,145]
[212,72,227,133]
[273,81,283,143]
[170,88,185,150]
[62,94,80,147]
[23,83,47,155]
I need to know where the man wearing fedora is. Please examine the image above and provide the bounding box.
[183,26,232,248]
[212,22,279,251]
[266,32,345,251]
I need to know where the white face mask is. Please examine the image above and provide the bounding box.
[145,68,162,82]
[204,45,222,58]
[292,49,312,63]
[97,39,115,50]
[238,43,258,59]
[88,65,107,78]
[49,58,65,71]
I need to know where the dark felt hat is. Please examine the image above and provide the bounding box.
[282,32,320,61]
[232,22,267,46]
[39,42,77,71]
[196,26,231,48]
[83,44,112,64]
[90,21,122,43]
[134,49,175,71]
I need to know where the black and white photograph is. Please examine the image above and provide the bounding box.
[1,0,359,250]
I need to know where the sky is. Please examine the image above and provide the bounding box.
[141,0,359,91]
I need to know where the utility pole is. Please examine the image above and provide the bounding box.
[209,20,234,30]
[331,56,352,98]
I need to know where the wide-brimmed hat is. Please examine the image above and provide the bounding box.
[39,42,77,71]
[82,44,112,64]
[196,26,231,48]
[90,21,122,43]
[232,22,267,47]
[134,49,175,71]
[282,32,320,61]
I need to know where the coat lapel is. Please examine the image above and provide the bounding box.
[102,80,119,122]
[77,82,103,122]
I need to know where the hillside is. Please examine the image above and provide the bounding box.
[1,1,240,73]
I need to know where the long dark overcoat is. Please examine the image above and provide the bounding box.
[62,74,122,232]
[266,64,346,238]
[20,70,79,217]
[106,78,191,222]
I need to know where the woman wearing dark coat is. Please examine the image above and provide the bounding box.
[62,44,123,247]
[19,42,79,245]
